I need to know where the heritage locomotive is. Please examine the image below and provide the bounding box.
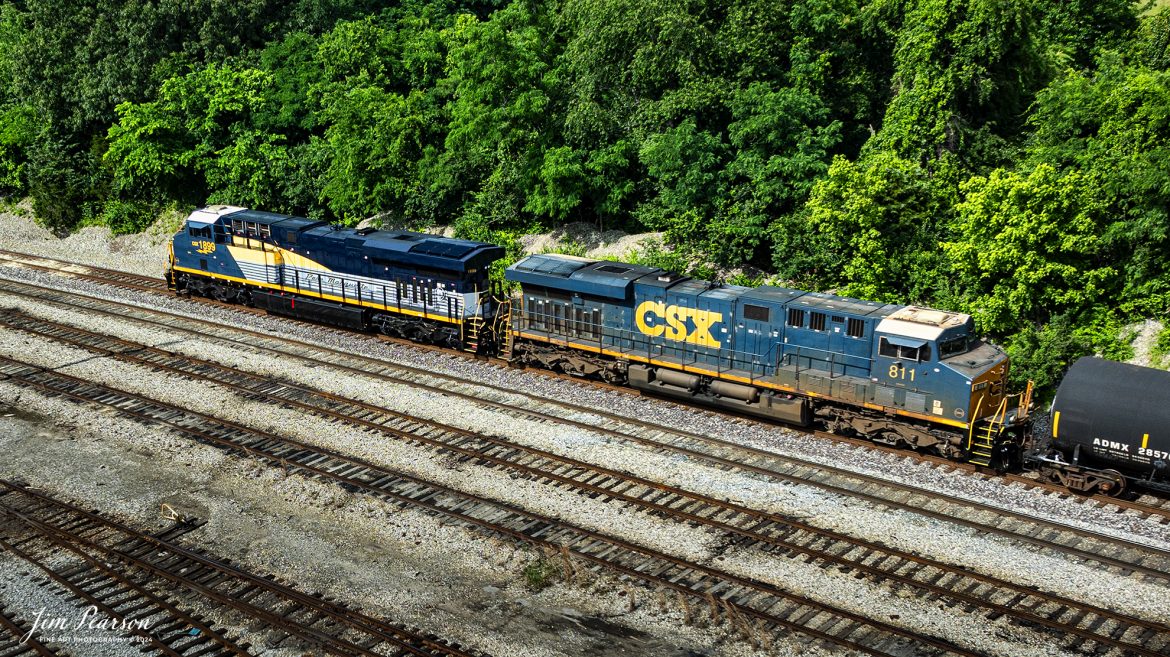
[166,206,1039,473]
[166,205,504,351]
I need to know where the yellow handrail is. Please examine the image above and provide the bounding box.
[967,395,984,450]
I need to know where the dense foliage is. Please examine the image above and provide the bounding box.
[0,0,1167,389]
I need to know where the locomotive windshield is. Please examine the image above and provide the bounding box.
[939,334,974,359]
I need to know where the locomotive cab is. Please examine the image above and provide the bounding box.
[167,205,245,292]
[871,307,1017,466]
[872,307,1004,424]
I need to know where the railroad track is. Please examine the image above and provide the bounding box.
[1,273,1167,585]
[1003,472,1170,521]
[0,604,65,657]
[3,248,1170,526]
[0,353,1041,657]
[0,250,168,294]
[3,308,1169,656]
[0,479,485,657]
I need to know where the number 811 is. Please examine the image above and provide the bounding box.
[888,364,915,381]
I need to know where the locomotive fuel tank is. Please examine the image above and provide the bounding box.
[1050,357,1170,481]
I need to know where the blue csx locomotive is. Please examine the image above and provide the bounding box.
[167,206,1029,467]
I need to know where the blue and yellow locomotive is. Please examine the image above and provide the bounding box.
[167,206,1028,468]
[505,253,1030,466]
[166,205,504,350]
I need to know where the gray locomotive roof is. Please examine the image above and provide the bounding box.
[740,285,806,305]
[739,286,899,319]
[666,279,714,297]
[512,253,597,277]
[195,207,502,270]
[701,283,751,301]
[508,254,664,300]
[789,291,899,318]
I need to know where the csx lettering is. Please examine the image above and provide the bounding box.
[635,301,722,348]
[1093,438,1130,453]
[194,240,216,255]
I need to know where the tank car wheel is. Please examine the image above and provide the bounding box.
[1095,469,1127,497]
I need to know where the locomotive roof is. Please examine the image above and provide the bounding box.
[511,254,922,319]
[188,206,503,271]
[876,306,972,341]
[790,291,896,318]
[508,255,974,337]
[509,254,664,300]
[187,205,247,227]
[739,286,898,318]
[227,208,318,228]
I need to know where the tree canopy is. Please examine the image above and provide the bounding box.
[0,0,1166,388]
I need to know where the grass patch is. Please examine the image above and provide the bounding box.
[1152,324,1170,368]
[522,557,562,591]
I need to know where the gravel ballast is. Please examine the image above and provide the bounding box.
[2,217,1170,656]
[0,393,747,657]
[0,309,1165,625]
[1,265,1167,553]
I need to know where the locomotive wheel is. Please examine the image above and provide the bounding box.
[1095,469,1127,497]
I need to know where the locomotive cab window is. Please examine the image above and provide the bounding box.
[188,226,211,238]
[938,335,968,359]
[879,337,930,362]
[743,304,770,322]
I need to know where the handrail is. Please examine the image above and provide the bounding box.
[516,307,878,381]
[967,395,985,449]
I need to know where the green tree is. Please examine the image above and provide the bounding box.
[943,164,1117,334]
[1004,314,1093,390]
[440,5,556,226]
[636,120,738,261]
[320,86,437,222]
[106,63,288,216]
[782,151,955,301]
[1025,47,1170,316]
[863,0,1047,164]
[726,82,841,265]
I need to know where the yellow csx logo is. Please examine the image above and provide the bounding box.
[635,301,723,348]
[194,240,216,255]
